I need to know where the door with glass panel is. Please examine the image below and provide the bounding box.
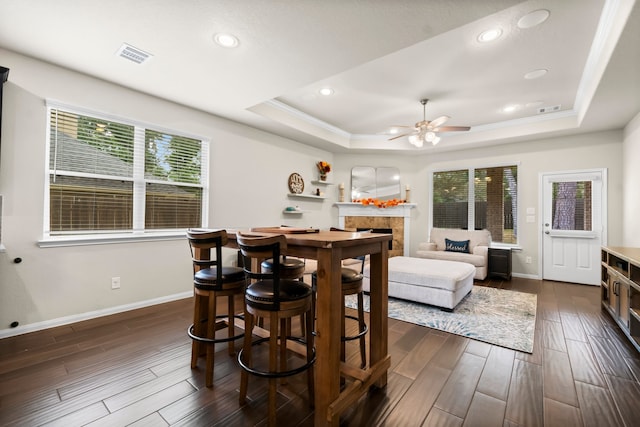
[541,170,606,285]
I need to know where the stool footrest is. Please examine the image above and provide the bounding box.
[237,336,316,379]
[342,314,368,342]
[188,314,245,344]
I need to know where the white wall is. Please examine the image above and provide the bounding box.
[0,49,335,334]
[337,131,624,278]
[623,112,640,247]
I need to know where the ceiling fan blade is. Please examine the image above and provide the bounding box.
[388,132,413,141]
[434,125,471,132]
[427,115,450,129]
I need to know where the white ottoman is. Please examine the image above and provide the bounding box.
[363,256,475,310]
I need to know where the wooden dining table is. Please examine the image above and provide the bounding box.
[226,228,391,426]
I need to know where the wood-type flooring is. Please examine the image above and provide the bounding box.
[1,278,639,426]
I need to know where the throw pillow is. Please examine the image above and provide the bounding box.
[445,238,470,253]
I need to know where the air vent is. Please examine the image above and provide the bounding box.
[116,43,153,64]
[537,104,561,114]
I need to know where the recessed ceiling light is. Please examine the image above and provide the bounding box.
[318,87,334,96]
[477,28,503,43]
[518,9,550,29]
[524,69,548,79]
[213,33,239,48]
[502,104,520,113]
[389,128,400,135]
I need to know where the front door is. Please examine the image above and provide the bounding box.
[541,169,606,285]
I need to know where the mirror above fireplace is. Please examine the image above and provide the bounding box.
[351,166,401,201]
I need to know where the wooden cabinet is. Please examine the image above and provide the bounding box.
[601,246,640,352]
[488,247,512,280]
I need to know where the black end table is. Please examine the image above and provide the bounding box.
[488,247,512,280]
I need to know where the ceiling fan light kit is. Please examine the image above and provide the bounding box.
[390,98,470,148]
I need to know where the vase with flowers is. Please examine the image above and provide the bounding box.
[316,161,331,181]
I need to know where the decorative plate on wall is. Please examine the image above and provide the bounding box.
[288,172,304,194]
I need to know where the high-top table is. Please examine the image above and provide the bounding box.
[228,228,391,426]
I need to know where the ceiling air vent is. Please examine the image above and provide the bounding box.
[537,104,561,114]
[116,43,153,64]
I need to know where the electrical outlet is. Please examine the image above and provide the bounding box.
[526,256,532,264]
[111,276,121,289]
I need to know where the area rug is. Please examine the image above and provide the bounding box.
[345,286,537,353]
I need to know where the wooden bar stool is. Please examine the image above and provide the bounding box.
[236,232,315,426]
[311,258,368,369]
[186,229,246,388]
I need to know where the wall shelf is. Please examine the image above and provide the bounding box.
[310,180,333,186]
[288,193,326,200]
[283,210,304,214]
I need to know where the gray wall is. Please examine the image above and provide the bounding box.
[623,112,640,247]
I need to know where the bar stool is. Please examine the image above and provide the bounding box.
[236,232,315,426]
[311,256,368,369]
[186,229,246,388]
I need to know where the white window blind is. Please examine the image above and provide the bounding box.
[46,105,208,236]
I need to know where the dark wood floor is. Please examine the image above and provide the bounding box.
[1,277,639,426]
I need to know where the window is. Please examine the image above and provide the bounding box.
[46,105,208,237]
[432,165,518,244]
[551,181,592,231]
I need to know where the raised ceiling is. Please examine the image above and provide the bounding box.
[0,0,638,153]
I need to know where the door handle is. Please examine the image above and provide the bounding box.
[545,231,550,234]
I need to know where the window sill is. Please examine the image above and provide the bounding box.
[490,243,522,251]
[37,232,186,248]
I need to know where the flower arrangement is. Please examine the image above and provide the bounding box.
[316,161,331,174]
[352,198,404,208]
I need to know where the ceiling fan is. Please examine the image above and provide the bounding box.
[389,99,470,147]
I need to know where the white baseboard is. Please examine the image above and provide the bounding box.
[0,291,193,339]
[512,272,541,280]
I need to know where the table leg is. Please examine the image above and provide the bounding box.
[368,245,389,388]
[313,247,343,426]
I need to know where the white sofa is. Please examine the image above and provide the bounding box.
[416,228,491,280]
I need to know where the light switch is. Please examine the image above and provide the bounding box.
[526,215,536,223]
[526,207,535,215]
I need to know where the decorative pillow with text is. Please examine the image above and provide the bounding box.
[445,238,470,253]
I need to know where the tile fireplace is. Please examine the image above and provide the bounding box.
[335,202,416,257]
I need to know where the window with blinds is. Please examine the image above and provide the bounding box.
[432,165,518,244]
[47,106,207,235]
[432,169,469,229]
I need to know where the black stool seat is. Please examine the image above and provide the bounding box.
[310,267,363,287]
[339,267,363,282]
[261,256,305,280]
[194,266,245,289]
[246,279,312,309]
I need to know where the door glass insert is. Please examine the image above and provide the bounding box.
[551,181,592,231]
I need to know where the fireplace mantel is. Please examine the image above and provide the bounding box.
[335,202,416,255]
